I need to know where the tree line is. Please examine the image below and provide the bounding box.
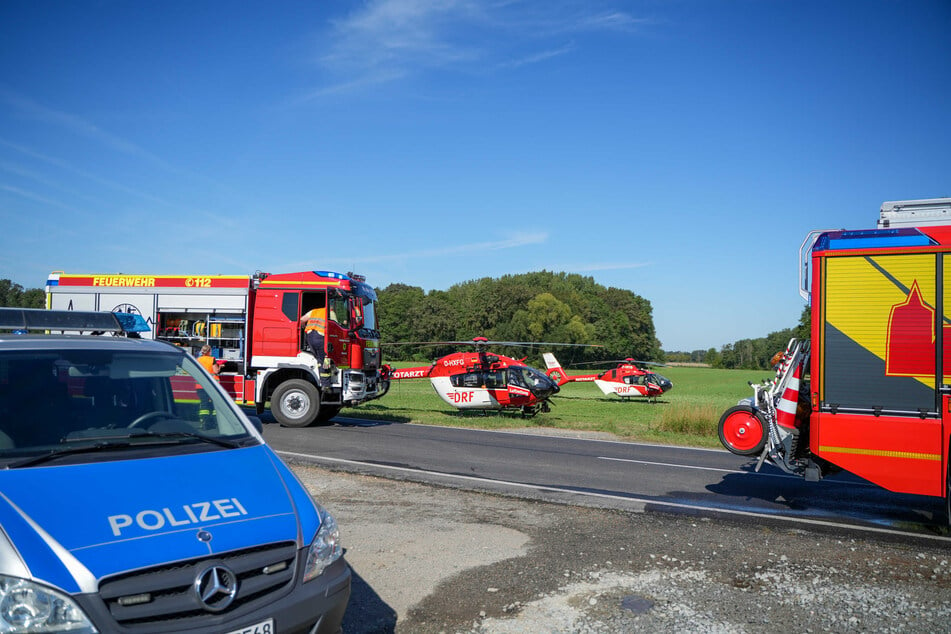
[377,271,662,365]
[665,306,811,370]
[0,279,44,309]
[1,274,808,370]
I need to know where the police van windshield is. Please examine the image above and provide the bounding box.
[0,348,257,465]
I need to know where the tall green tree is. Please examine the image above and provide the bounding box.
[795,304,811,340]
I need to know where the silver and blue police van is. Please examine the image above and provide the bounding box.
[0,309,350,633]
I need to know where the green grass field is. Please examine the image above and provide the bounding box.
[347,364,772,448]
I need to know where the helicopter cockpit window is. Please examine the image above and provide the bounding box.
[508,367,553,391]
[507,368,527,388]
[524,366,554,388]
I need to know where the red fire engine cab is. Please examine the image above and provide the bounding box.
[717,198,951,521]
[46,270,387,427]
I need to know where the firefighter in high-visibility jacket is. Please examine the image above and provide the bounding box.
[300,306,332,387]
[196,344,220,428]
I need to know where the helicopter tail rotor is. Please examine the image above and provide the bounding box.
[542,352,573,386]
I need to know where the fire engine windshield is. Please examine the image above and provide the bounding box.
[350,282,378,331]
[360,298,377,330]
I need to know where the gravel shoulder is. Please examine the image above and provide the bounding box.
[290,462,951,634]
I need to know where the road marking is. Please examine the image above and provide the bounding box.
[337,419,728,453]
[278,450,951,544]
[596,456,877,487]
[598,456,753,475]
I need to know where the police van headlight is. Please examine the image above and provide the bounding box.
[0,575,97,633]
[302,504,342,583]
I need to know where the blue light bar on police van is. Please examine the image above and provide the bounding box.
[112,312,151,333]
[0,308,124,333]
[814,228,935,252]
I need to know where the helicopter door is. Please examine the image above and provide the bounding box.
[505,368,534,407]
[446,372,496,408]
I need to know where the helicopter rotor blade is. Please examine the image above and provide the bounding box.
[384,338,600,349]
[569,358,666,367]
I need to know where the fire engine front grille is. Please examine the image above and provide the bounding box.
[363,346,380,370]
[96,542,298,629]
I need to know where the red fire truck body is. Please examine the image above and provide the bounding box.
[718,198,951,519]
[804,199,951,499]
[46,270,386,427]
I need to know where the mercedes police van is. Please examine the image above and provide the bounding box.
[0,309,350,634]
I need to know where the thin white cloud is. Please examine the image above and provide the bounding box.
[354,231,548,262]
[0,183,86,214]
[577,11,648,32]
[321,0,483,72]
[0,87,236,204]
[0,88,173,169]
[280,232,548,270]
[571,262,651,272]
[498,43,575,70]
[303,0,646,99]
[293,69,408,103]
[0,137,173,207]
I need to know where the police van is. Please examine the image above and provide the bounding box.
[0,309,350,633]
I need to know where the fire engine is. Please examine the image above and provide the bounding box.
[718,198,951,521]
[46,270,387,427]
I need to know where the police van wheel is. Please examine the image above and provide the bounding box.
[272,379,320,428]
[718,405,767,456]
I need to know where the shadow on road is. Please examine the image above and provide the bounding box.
[342,567,397,633]
[335,417,407,427]
[244,406,412,427]
[705,468,946,534]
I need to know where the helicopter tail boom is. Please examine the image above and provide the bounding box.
[389,365,434,380]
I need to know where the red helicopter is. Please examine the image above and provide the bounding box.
[382,337,592,416]
[543,353,673,403]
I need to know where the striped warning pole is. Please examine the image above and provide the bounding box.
[775,361,802,430]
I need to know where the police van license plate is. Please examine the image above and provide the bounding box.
[225,618,273,634]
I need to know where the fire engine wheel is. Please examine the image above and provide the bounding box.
[718,405,767,456]
[271,379,320,428]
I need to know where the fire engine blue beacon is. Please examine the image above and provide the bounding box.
[312,270,350,280]
[0,308,350,633]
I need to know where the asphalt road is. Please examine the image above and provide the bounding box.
[260,416,950,540]
[291,463,951,633]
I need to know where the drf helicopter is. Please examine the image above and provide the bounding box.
[543,354,673,403]
[383,337,592,416]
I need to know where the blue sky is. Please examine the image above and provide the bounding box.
[1,1,949,351]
